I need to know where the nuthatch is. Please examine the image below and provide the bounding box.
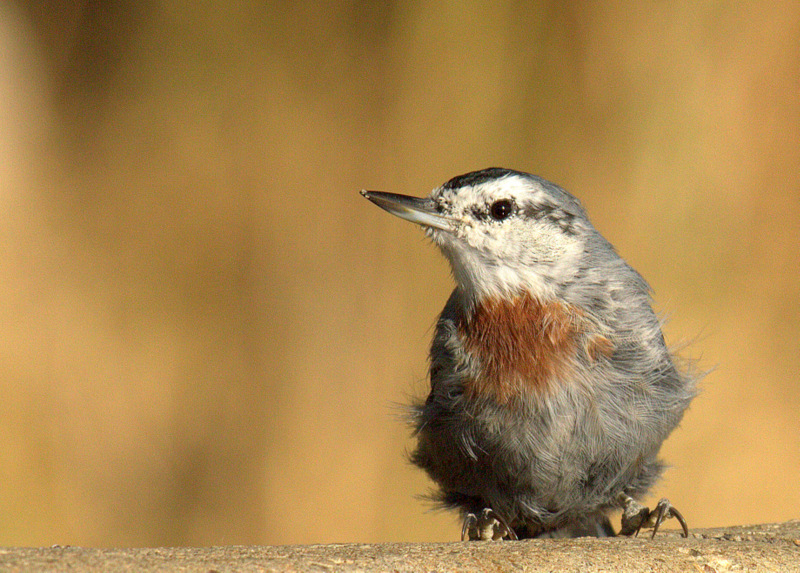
[362,168,697,540]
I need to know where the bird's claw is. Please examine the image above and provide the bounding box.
[617,493,689,538]
[461,508,518,541]
[648,498,689,538]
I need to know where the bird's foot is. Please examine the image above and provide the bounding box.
[461,508,518,541]
[617,493,689,538]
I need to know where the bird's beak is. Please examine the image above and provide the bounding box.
[361,190,452,231]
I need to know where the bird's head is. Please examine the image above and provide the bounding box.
[363,168,599,303]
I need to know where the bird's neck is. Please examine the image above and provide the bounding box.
[457,292,582,404]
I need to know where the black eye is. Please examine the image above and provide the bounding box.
[489,199,514,221]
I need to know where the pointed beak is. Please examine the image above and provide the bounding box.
[361,190,452,231]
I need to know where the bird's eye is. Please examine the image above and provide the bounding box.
[489,199,514,221]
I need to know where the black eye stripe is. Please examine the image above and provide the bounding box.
[520,202,580,235]
[490,199,514,221]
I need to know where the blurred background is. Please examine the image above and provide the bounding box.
[0,0,798,547]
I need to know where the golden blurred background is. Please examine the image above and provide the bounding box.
[0,1,797,547]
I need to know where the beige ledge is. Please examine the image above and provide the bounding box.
[2,521,799,572]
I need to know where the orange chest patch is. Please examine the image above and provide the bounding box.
[458,294,582,404]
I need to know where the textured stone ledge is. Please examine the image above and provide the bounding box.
[2,521,798,572]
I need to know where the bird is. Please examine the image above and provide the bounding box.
[361,167,697,540]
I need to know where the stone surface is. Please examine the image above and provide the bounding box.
[1,521,799,572]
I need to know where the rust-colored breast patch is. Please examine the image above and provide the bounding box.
[458,294,581,404]
[586,334,614,362]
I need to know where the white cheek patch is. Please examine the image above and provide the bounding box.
[434,231,582,302]
[426,175,586,302]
